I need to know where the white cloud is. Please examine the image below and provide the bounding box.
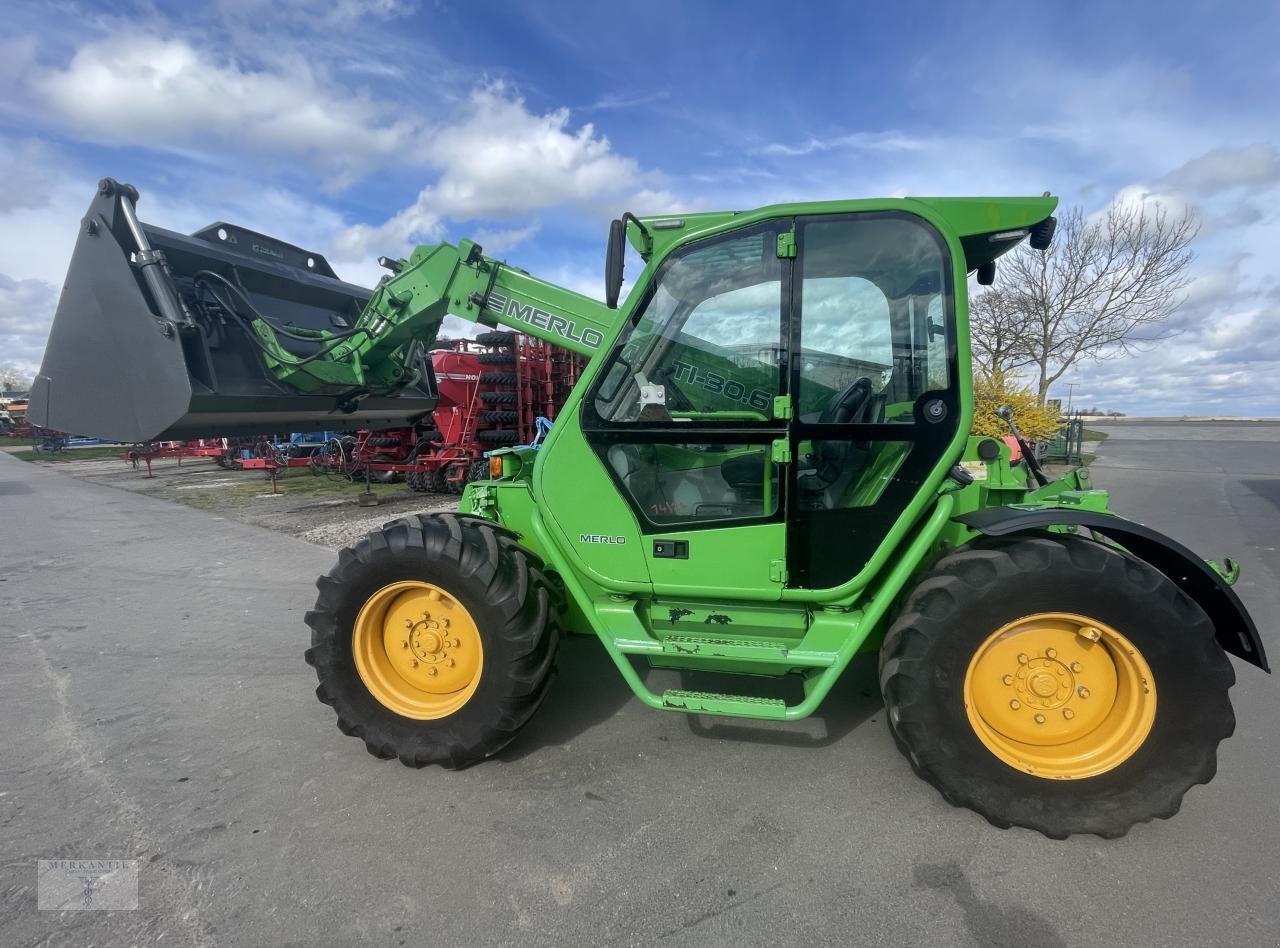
[335,83,676,259]
[471,223,541,256]
[0,274,59,377]
[1157,144,1280,198]
[32,35,424,186]
[754,131,927,158]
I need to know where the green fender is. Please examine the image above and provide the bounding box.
[955,507,1270,673]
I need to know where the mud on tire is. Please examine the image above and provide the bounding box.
[878,532,1235,839]
[304,514,560,768]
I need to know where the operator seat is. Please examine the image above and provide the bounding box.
[798,377,884,509]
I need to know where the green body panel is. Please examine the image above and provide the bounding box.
[301,191,1195,720]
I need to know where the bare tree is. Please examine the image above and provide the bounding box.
[0,362,34,392]
[969,287,1034,375]
[972,202,1198,402]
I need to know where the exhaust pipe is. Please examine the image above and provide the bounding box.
[30,180,437,442]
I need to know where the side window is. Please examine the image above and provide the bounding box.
[795,276,893,418]
[798,217,951,424]
[592,225,782,424]
[792,215,954,516]
[587,222,785,528]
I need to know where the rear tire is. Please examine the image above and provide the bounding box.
[879,533,1235,839]
[305,514,560,767]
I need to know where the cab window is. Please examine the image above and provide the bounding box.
[592,223,782,425]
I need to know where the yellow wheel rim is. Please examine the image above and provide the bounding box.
[352,581,484,720]
[963,612,1156,779]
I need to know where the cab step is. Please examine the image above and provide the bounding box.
[661,689,788,719]
[658,634,835,667]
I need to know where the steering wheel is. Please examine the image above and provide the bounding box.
[819,376,874,424]
[804,376,875,493]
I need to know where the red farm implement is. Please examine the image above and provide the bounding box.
[307,333,584,493]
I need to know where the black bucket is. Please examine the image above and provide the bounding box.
[30,180,437,442]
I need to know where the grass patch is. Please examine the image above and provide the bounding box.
[19,446,126,463]
[1082,428,1109,443]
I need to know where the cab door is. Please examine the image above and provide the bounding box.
[574,219,792,599]
[785,212,962,590]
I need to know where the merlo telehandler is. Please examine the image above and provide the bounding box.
[32,180,1268,838]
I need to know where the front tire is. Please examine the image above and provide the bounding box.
[305,514,560,767]
[879,533,1235,839]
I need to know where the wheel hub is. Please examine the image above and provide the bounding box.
[963,613,1156,778]
[352,581,483,719]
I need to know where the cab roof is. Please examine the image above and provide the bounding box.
[632,195,1058,272]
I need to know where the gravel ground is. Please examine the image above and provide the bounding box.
[3,450,460,550]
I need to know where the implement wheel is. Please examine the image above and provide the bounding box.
[305,514,560,767]
[879,533,1235,839]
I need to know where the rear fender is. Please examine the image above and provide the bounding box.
[956,507,1270,672]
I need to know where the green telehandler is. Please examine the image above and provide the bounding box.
[32,180,1268,838]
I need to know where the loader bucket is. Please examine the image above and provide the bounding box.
[30,180,437,443]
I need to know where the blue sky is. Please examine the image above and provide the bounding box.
[1,0,1278,414]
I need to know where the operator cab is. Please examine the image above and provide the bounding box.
[583,208,960,587]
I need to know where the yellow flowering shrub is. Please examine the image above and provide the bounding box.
[971,371,1062,441]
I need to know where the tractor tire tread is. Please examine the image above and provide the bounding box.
[878,531,1234,839]
[305,512,560,768]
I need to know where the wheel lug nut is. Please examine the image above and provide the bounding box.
[401,640,408,649]
[410,659,418,668]
[446,658,456,668]
[1070,661,1082,672]
[1009,699,1021,710]
[1034,713,1046,724]
[1017,653,1029,665]
[1002,674,1013,686]
[1078,686,1090,698]
[1063,708,1075,720]
[428,666,438,676]
[1045,647,1057,659]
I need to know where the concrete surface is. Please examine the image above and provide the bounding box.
[2,423,1278,947]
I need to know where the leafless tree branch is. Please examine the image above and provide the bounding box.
[969,202,1198,401]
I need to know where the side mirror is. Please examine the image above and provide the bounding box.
[977,261,996,286]
[1029,216,1057,251]
[605,218,625,309]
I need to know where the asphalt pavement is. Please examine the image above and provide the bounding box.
[2,423,1278,947]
